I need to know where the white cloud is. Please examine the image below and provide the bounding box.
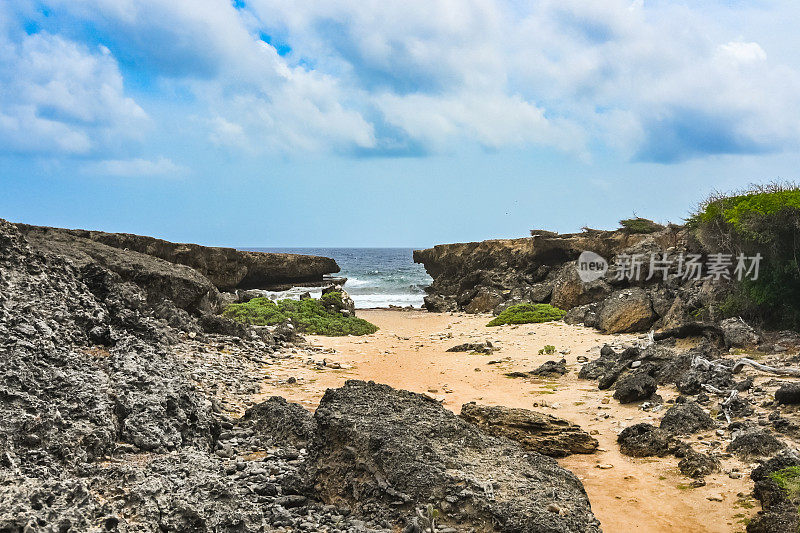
[0,29,148,156]
[82,157,188,177]
[5,0,800,162]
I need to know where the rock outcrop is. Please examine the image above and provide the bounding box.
[459,402,598,457]
[16,223,340,291]
[303,380,601,532]
[413,225,748,336]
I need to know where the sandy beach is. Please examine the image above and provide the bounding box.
[250,309,759,533]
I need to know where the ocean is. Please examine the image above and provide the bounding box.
[244,248,432,309]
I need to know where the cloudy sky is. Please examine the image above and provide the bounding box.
[2,0,799,246]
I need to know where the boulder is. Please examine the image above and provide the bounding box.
[446,341,495,354]
[563,303,600,327]
[303,380,601,532]
[464,288,505,314]
[617,424,673,457]
[659,401,715,435]
[460,402,598,457]
[720,317,760,348]
[613,372,657,403]
[550,263,612,311]
[727,428,786,459]
[532,359,568,378]
[775,383,800,405]
[598,288,656,334]
[678,449,720,479]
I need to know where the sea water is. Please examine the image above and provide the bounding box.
[243,248,432,309]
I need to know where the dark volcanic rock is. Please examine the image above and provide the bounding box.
[678,449,720,479]
[617,424,674,457]
[460,402,598,457]
[775,383,800,405]
[748,451,800,533]
[446,341,495,354]
[727,428,786,459]
[16,223,340,291]
[659,402,715,435]
[304,380,601,532]
[242,396,316,449]
[532,359,568,378]
[613,372,657,403]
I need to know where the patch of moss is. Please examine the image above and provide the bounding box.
[487,303,566,327]
[770,466,800,502]
[222,296,378,336]
[619,217,664,234]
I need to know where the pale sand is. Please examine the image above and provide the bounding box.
[254,309,758,533]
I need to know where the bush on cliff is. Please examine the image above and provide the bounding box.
[487,303,566,327]
[689,183,800,329]
[223,295,378,336]
[619,217,664,234]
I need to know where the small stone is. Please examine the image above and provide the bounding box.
[596,463,614,469]
[707,494,724,502]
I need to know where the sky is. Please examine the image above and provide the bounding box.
[1,0,799,247]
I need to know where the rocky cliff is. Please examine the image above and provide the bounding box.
[414,226,720,333]
[16,224,340,291]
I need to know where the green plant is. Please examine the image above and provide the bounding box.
[222,296,378,336]
[487,303,566,327]
[619,217,664,234]
[770,466,800,501]
[690,182,800,330]
[538,345,556,355]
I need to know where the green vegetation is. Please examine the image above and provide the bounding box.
[619,217,664,234]
[690,182,800,329]
[222,294,378,336]
[486,303,566,327]
[770,466,800,502]
[538,345,556,355]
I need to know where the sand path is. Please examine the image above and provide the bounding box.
[254,309,758,533]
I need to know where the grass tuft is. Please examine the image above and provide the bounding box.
[223,295,378,336]
[487,303,566,327]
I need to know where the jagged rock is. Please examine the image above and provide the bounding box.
[613,371,657,403]
[242,396,316,448]
[727,428,786,459]
[460,402,598,457]
[532,359,568,378]
[617,424,673,457]
[17,224,221,313]
[446,341,494,354]
[563,303,600,327]
[776,383,800,405]
[16,223,340,291]
[321,285,356,316]
[720,317,760,348]
[303,380,601,532]
[598,288,656,334]
[659,402,715,435]
[678,449,720,479]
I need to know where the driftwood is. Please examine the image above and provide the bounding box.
[732,358,800,377]
[700,384,739,424]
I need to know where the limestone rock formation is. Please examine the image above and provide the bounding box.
[303,380,601,532]
[459,402,598,457]
[16,223,340,291]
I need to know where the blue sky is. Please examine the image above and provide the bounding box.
[2,0,799,247]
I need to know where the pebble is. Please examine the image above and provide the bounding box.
[596,464,614,470]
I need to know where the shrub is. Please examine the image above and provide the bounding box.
[222,296,378,336]
[539,345,556,355]
[689,182,800,329]
[619,217,664,234]
[487,304,566,327]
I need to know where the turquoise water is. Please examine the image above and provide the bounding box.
[244,248,432,308]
